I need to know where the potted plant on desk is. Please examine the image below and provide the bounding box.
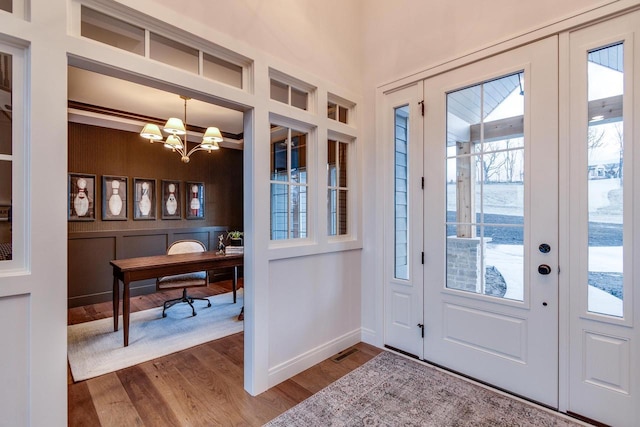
[225,231,244,255]
[227,230,243,246]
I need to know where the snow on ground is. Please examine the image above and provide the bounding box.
[486,244,623,315]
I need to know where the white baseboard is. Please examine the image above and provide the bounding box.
[267,328,361,388]
[360,327,378,346]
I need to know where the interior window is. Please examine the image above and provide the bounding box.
[0,51,12,261]
[270,125,308,240]
[327,139,349,236]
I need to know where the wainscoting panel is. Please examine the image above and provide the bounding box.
[68,226,231,307]
[68,236,116,305]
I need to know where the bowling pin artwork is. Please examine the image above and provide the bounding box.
[187,182,204,218]
[102,176,127,220]
[108,180,123,216]
[166,183,178,215]
[74,177,90,217]
[139,182,151,216]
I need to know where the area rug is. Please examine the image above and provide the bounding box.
[68,290,243,382]
[265,351,584,426]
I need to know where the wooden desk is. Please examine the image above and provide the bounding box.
[111,251,243,347]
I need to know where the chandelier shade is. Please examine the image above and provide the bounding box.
[139,95,222,163]
[163,117,186,135]
[140,123,163,140]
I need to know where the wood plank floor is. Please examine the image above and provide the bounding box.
[68,280,382,426]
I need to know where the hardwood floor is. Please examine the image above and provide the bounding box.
[68,280,382,426]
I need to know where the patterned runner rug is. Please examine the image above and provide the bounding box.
[266,351,586,426]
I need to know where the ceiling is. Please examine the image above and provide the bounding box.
[67,66,245,139]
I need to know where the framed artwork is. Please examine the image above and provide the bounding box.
[186,181,205,219]
[0,205,10,222]
[133,178,156,220]
[68,173,96,221]
[161,180,182,219]
[102,176,128,220]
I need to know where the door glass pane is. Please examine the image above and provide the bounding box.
[446,72,525,301]
[0,51,11,261]
[587,43,624,317]
[394,105,409,280]
[0,1,12,13]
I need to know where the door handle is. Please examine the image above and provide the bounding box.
[538,264,552,275]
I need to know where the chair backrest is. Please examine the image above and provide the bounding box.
[167,239,206,255]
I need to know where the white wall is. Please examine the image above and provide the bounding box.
[267,251,361,385]
[148,0,364,92]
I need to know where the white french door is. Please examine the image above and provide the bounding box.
[421,36,559,407]
[383,12,640,425]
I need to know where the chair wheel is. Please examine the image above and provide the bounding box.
[193,312,197,316]
[162,313,167,318]
[207,302,212,307]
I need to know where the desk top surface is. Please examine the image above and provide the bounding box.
[110,251,243,272]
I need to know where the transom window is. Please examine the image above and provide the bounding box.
[80,6,246,89]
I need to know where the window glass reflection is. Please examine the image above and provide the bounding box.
[587,43,624,317]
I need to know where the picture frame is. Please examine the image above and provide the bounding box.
[161,180,182,219]
[102,175,128,221]
[68,173,96,221]
[0,205,10,222]
[185,181,205,219]
[133,178,156,220]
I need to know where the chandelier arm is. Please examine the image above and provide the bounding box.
[186,144,208,157]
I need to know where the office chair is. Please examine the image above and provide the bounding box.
[156,239,211,317]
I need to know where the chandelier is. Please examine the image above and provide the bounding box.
[139,95,223,163]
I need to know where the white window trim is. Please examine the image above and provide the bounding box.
[0,41,28,276]
[268,113,316,252]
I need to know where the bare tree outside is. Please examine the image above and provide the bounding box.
[481,142,507,183]
[587,126,606,163]
[613,122,623,181]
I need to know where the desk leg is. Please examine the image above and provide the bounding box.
[233,266,237,303]
[123,281,130,347]
[113,276,120,332]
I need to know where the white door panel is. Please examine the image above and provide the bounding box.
[423,36,559,407]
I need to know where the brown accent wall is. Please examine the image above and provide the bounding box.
[68,122,243,307]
